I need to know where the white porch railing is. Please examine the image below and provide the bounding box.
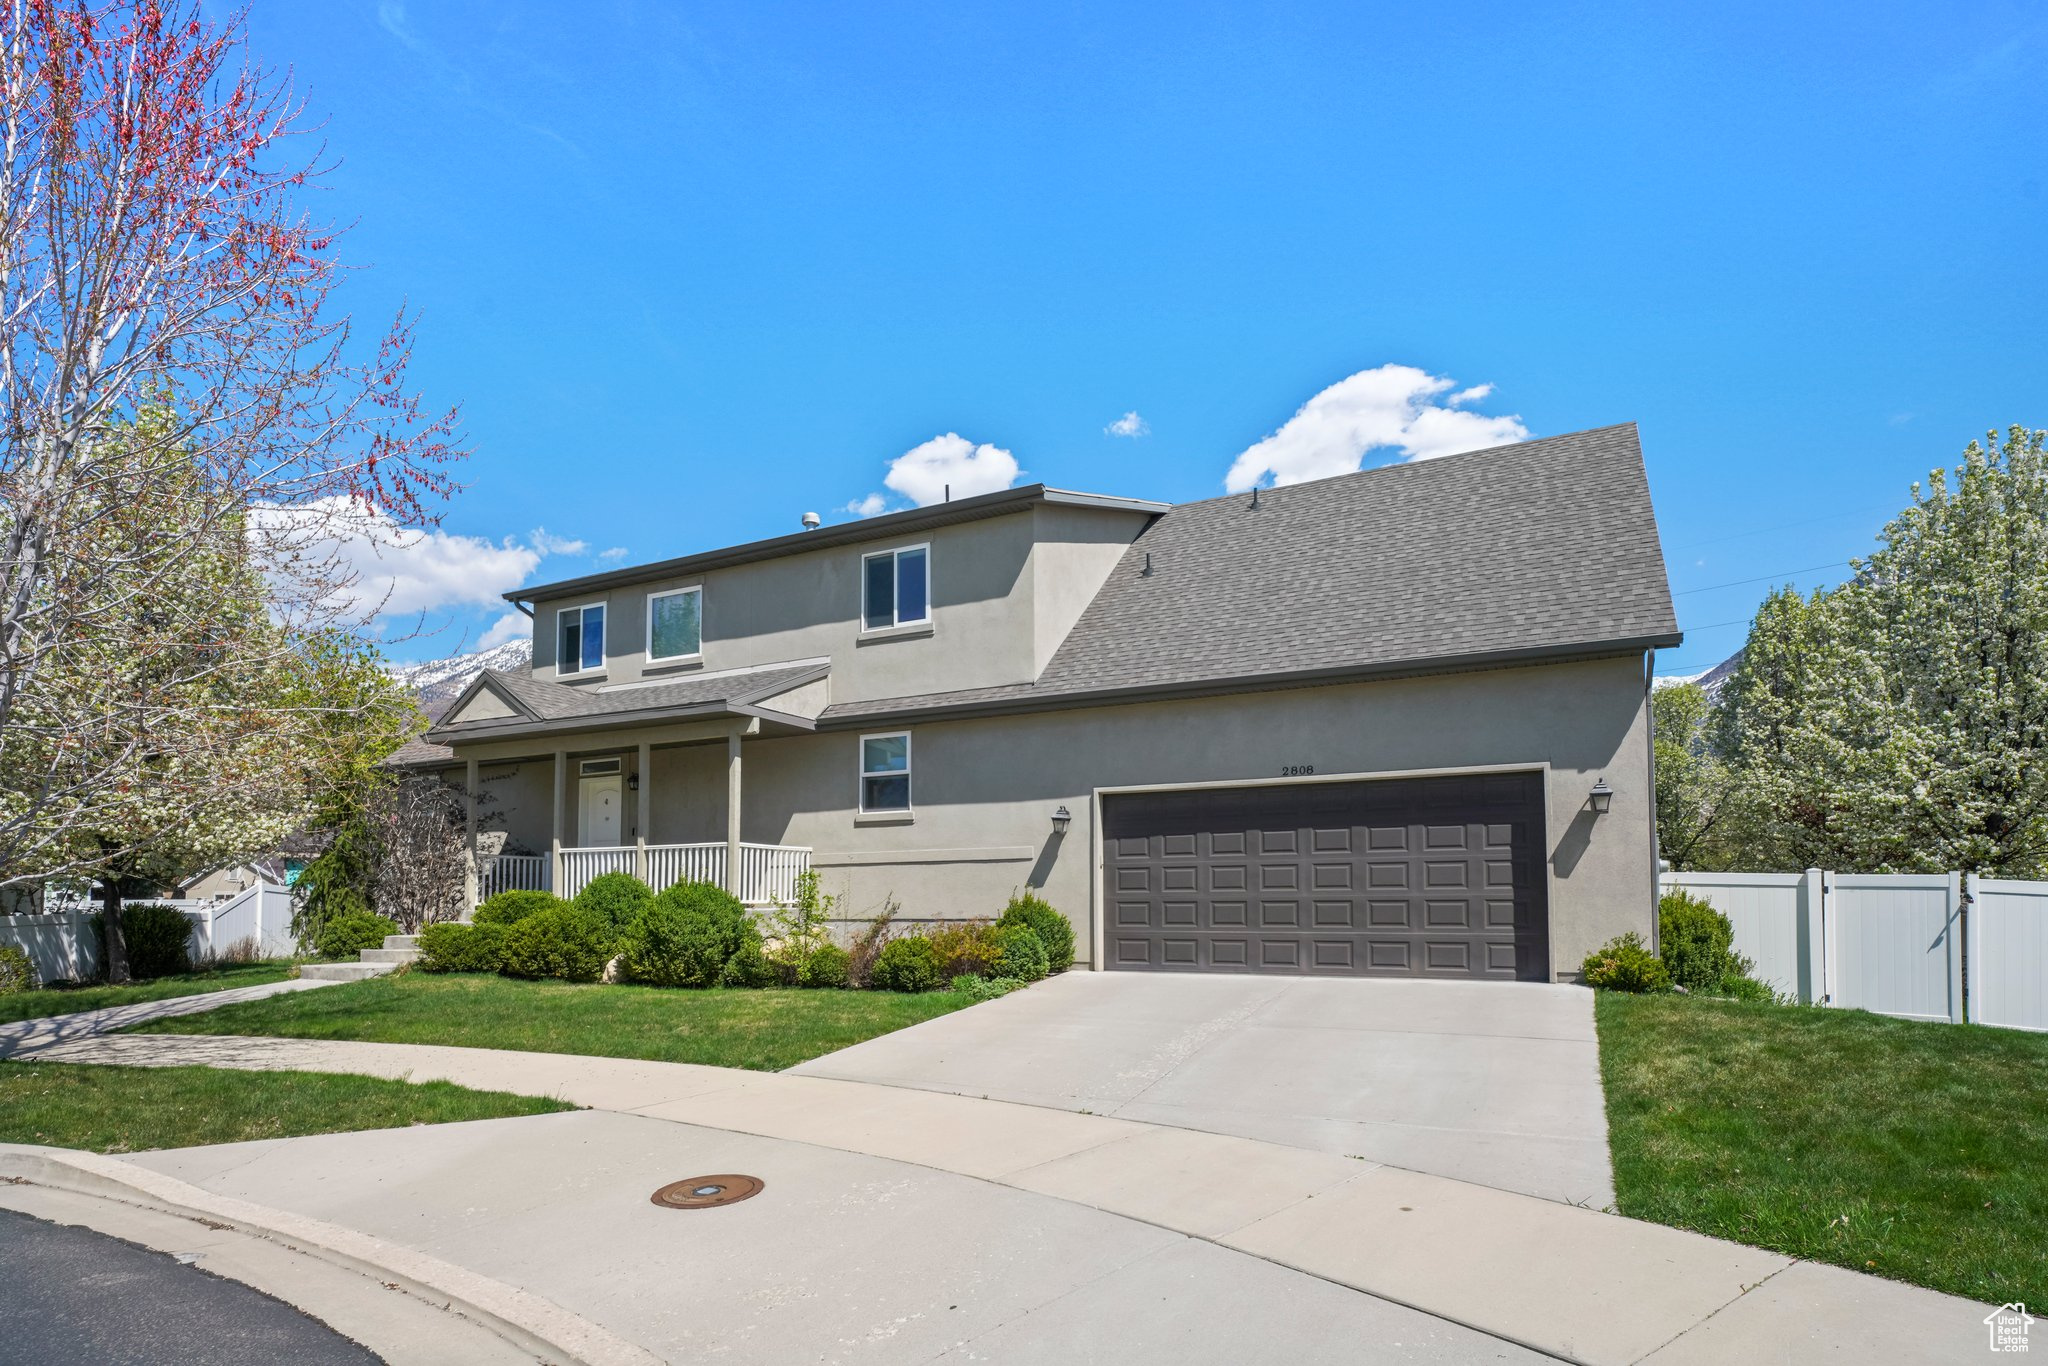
[480,854,551,901]
[556,843,812,906]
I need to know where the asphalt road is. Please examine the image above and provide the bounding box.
[0,1208,384,1366]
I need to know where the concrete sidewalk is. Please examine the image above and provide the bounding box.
[22,1031,1987,1364]
[0,977,334,1059]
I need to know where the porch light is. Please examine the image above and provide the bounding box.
[1051,805,1072,834]
[1588,779,1614,815]
[628,773,640,792]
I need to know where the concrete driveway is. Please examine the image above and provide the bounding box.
[793,972,1614,1207]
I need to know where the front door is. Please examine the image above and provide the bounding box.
[578,774,623,846]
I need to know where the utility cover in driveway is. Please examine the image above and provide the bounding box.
[1103,772,1549,979]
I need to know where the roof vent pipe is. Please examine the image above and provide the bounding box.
[1142,551,1153,577]
[800,511,821,530]
[1251,486,1261,509]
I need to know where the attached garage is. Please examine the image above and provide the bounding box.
[1103,771,1550,979]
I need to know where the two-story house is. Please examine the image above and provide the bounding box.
[404,422,1681,981]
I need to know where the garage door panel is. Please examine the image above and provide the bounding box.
[1104,772,1549,980]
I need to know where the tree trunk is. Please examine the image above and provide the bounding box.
[99,883,130,985]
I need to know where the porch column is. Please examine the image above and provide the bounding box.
[725,730,743,897]
[636,740,652,883]
[463,756,479,915]
[551,748,568,893]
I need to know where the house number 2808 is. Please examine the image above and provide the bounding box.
[1280,764,1315,777]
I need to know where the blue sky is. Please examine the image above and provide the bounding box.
[245,2,2048,672]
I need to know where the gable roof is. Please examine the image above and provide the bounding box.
[424,660,830,746]
[821,424,1679,723]
[507,483,1169,606]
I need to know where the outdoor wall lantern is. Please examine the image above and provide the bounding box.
[627,773,640,792]
[1051,805,1072,834]
[1588,779,1614,815]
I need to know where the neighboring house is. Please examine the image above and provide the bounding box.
[179,831,328,901]
[398,423,1680,981]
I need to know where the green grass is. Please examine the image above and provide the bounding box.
[130,971,979,1071]
[0,962,296,1025]
[1597,991,2048,1304]
[0,1060,572,1154]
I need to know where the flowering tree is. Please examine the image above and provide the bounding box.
[1716,427,2048,875]
[366,771,472,933]
[1651,680,1738,870]
[0,2,462,928]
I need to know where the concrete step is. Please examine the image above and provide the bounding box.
[298,961,397,982]
[358,947,420,965]
[382,934,419,950]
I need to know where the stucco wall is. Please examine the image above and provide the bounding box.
[453,653,1656,980]
[524,504,1152,704]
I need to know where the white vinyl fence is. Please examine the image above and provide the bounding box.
[1663,868,2042,1031]
[0,881,297,985]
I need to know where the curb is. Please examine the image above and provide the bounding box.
[0,1144,663,1366]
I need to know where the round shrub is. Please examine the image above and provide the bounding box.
[417,922,507,973]
[986,922,1049,981]
[91,903,195,979]
[316,912,399,961]
[0,943,34,994]
[473,889,563,927]
[573,872,655,937]
[1581,931,1671,992]
[998,892,1074,974]
[870,936,941,993]
[498,905,612,982]
[1657,891,1752,993]
[616,880,762,988]
[922,921,994,979]
[799,943,850,989]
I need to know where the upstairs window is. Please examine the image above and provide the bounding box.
[558,602,605,674]
[647,586,702,662]
[860,732,911,812]
[863,544,929,631]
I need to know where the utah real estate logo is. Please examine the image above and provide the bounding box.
[1987,1303,2034,1353]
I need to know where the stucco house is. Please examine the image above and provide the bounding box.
[398,423,1680,980]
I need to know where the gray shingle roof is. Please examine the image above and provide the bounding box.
[823,424,1678,722]
[425,661,829,745]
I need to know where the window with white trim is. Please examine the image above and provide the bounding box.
[557,602,605,675]
[862,544,929,631]
[647,586,702,662]
[859,732,911,812]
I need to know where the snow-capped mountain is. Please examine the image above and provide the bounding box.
[1654,651,1740,702]
[391,638,532,719]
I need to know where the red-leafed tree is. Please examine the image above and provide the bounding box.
[0,1,464,970]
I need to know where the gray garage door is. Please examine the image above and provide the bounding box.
[1103,772,1549,979]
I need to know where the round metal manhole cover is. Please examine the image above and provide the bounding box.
[650,1174,764,1210]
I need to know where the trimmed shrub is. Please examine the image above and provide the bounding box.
[1658,890,1756,993]
[1582,932,1671,992]
[417,922,508,973]
[0,943,33,994]
[473,889,563,927]
[799,943,850,989]
[498,905,611,983]
[573,873,655,937]
[91,903,195,979]
[986,922,1049,981]
[870,936,941,993]
[617,880,762,988]
[998,892,1074,974]
[922,920,994,979]
[315,912,399,961]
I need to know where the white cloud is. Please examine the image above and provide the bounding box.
[1106,410,1150,439]
[1223,365,1529,493]
[529,528,589,556]
[850,432,1023,515]
[476,610,531,650]
[598,546,629,562]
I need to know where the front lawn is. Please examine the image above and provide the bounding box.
[130,972,978,1071]
[0,962,296,1026]
[1597,991,2048,1305]
[0,1060,572,1154]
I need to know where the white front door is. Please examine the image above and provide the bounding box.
[579,774,623,846]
